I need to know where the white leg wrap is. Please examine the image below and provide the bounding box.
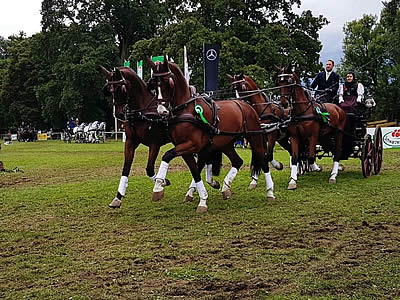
[118,176,129,196]
[186,179,197,197]
[205,164,213,184]
[149,174,156,183]
[331,161,339,176]
[196,180,208,207]
[252,172,259,182]
[222,167,238,192]
[271,160,279,168]
[310,163,320,172]
[290,165,298,181]
[264,172,274,190]
[289,156,292,168]
[156,161,169,180]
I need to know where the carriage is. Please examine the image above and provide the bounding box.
[299,97,383,178]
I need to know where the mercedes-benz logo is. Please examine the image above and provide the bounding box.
[206,49,218,61]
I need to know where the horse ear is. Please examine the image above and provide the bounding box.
[99,65,112,80]
[169,77,175,89]
[274,65,281,72]
[163,56,169,68]
[226,74,234,81]
[148,57,156,71]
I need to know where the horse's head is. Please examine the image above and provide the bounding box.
[275,66,298,107]
[227,74,258,99]
[148,57,190,117]
[100,65,134,121]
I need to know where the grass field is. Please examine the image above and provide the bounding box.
[1,140,399,299]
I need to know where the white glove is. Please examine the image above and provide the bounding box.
[339,96,344,104]
[357,95,362,103]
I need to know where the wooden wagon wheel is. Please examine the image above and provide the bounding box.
[373,126,383,175]
[361,134,374,178]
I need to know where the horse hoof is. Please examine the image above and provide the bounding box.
[208,180,220,190]
[275,162,284,171]
[222,189,232,200]
[267,196,276,201]
[152,190,164,202]
[109,198,121,208]
[317,166,323,172]
[163,178,171,186]
[329,178,337,184]
[248,183,257,190]
[338,164,345,171]
[184,195,194,202]
[287,183,297,190]
[196,205,208,213]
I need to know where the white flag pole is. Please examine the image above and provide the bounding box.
[184,46,190,84]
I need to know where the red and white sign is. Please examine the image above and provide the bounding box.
[367,127,400,149]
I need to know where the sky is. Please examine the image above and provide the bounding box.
[0,0,384,66]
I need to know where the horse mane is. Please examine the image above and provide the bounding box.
[243,75,258,90]
[168,62,191,99]
[118,67,147,91]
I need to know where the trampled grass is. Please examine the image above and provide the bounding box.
[0,140,399,299]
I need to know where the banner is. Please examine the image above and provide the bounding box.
[137,60,143,79]
[37,133,48,141]
[367,127,400,148]
[203,43,221,93]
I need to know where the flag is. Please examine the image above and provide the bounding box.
[152,56,164,64]
[151,56,164,76]
[184,46,190,84]
[137,60,143,79]
[203,43,221,94]
[124,60,130,67]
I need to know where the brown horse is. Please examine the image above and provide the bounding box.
[100,66,222,208]
[228,74,293,189]
[148,58,276,213]
[276,67,347,189]
[100,66,172,208]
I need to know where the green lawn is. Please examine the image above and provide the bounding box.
[1,140,399,299]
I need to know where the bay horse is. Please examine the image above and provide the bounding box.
[228,73,292,189]
[100,66,221,208]
[148,58,276,213]
[276,67,346,189]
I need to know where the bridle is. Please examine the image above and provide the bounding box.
[149,68,176,117]
[104,68,159,122]
[277,73,314,116]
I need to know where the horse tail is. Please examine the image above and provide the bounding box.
[209,150,223,176]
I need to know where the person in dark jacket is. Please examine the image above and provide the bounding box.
[311,59,340,103]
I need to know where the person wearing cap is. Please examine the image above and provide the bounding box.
[338,72,364,114]
[311,59,340,103]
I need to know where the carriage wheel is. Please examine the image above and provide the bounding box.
[361,134,373,178]
[373,126,383,175]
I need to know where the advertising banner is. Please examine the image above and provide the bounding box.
[367,127,400,148]
[203,44,221,93]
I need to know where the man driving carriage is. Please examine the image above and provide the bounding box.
[311,59,340,103]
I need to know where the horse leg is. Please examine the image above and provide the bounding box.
[329,130,344,184]
[204,150,222,189]
[247,134,275,200]
[288,137,299,190]
[109,140,139,208]
[181,154,209,213]
[152,147,179,201]
[146,144,171,186]
[306,134,321,175]
[221,146,243,200]
[269,132,283,170]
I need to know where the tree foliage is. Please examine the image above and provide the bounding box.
[340,0,400,121]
